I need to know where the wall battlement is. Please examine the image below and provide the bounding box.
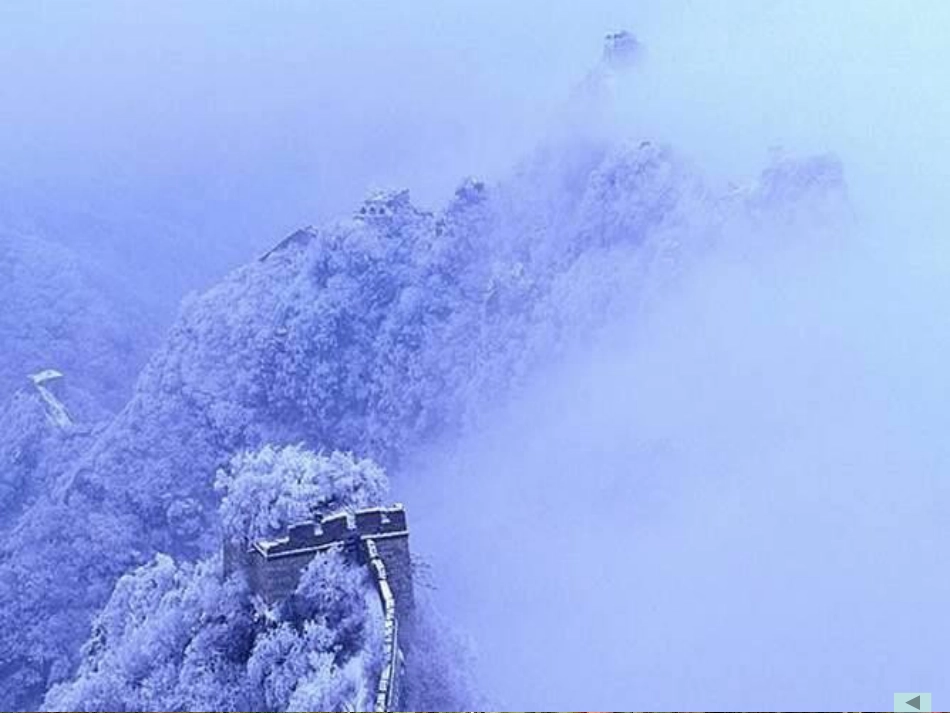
[250,505,410,560]
[229,503,414,645]
[365,538,405,712]
[224,503,415,711]
[230,504,413,711]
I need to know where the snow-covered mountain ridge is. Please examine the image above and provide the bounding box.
[0,109,847,710]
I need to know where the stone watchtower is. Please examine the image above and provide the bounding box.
[603,30,641,68]
[355,189,413,224]
[224,505,413,711]
[226,504,414,623]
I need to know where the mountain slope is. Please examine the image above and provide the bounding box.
[0,135,846,710]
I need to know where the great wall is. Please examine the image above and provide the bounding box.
[224,504,413,712]
[215,35,644,711]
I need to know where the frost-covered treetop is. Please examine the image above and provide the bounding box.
[216,445,388,545]
[45,446,387,712]
[0,99,849,709]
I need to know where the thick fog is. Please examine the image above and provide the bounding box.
[4,1,950,709]
[400,2,950,710]
[6,1,946,296]
[407,220,950,708]
[4,1,947,303]
[1,0,626,305]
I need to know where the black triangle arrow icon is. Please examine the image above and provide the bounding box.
[907,695,921,710]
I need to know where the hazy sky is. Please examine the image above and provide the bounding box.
[0,0,627,299]
[2,1,947,276]
[4,2,950,709]
[389,2,948,710]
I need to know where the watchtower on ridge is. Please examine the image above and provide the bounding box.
[224,504,414,623]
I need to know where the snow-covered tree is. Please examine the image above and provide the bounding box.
[0,230,153,409]
[0,110,848,709]
[42,554,255,713]
[216,445,387,546]
[44,446,386,713]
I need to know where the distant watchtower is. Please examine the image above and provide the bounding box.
[356,189,413,224]
[28,369,72,428]
[603,30,641,68]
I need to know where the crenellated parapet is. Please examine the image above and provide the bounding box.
[231,504,413,711]
[227,503,415,710]
[365,538,405,712]
[249,505,409,558]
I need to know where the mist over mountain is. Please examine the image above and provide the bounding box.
[0,229,154,407]
[0,122,847,712]
[1,2,948,711]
